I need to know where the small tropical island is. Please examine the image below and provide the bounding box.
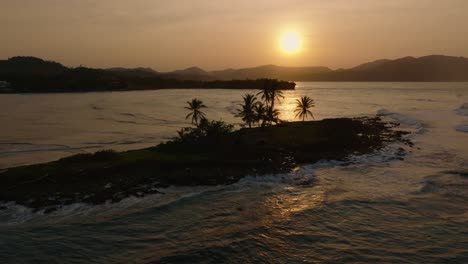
[0,81,412,213]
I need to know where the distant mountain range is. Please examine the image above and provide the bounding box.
[107,55,468,82]
[1,55,468,83]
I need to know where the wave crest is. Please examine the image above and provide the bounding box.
[455,125,468,133]
[377,109,424,134]
[455,103,468,116]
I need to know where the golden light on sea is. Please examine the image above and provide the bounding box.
[278,97,300,121]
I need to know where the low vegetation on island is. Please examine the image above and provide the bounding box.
[0,80,412,213]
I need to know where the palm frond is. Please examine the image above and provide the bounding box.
[294,96,316,121]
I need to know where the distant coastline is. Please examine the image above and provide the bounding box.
[0,57,296,93]
[1,55,468,93]
[0,78,296,94]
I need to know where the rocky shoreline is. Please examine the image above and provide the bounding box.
[0,117,412,213]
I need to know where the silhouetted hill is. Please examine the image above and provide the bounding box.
[314,55,468,81]
[1,55,468,92]
[171,66,210,76]
[105,66,213,81]
[106,67,159,78]
[0,56,295,92]
[351,59,391,72]
[0,56,67,76]
[163,67,214,80]
[210,65,332,80]
[157,55,468,81]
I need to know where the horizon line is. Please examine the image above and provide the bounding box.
[2,54,467,73]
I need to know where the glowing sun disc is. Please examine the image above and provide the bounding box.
[281,32,301,53]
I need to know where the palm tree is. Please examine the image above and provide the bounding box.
[294,96,315,121]
[235,94,257,128]
[257,79,285,109]
[268,85,284,110]
[253,102,267,127]
[264,105,281,125]
[257,79,284,126]
[185,98,207,126]
[257,79,273,106]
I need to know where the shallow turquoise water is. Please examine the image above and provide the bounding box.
[0,83,467,263]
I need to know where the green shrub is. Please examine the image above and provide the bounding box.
[176,119,234,143]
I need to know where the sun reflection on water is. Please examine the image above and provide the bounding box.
[263,187,326,224]
[278,97,301,121]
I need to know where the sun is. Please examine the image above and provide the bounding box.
[280,32,302,53]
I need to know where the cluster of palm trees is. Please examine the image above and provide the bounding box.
[184,80,315,128]
[235,89,282,128]
[235,80,315,127]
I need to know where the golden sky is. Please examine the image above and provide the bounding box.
[1,0,468,71]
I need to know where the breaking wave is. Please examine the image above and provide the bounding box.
[455,124,468,133]
[455,103,468,116]
[377,109,425,134]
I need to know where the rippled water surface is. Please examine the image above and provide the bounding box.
[1,82,468,263]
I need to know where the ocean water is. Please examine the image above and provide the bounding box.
[0,82,467,263]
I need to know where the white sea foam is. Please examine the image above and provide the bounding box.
[0,202,36,225]
[238,167,315,187]
[0,185,224,225]
[377,109,421,127]
[455,103,468,116]
[0,171,319,224]
[455,125,468,133]
[237,137,412,189]
[377,109,425,134]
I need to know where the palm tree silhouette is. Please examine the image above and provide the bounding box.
[269,87,284,109]
[185,98,207,126]
[257,79,285,109]
[294,96,315,121]
[264,105,281,125]
[257,79,284,126]
[257,80,273,106]
[253,102,267,127]
[236,94,257,128]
